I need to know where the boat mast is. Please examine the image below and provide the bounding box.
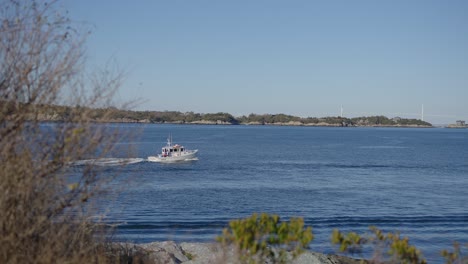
[167,134,172,147]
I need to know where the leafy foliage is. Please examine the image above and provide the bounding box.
[0,0,128,263]
[217,213,313,264]
[441,242,468,264]
[332,226,427,264]
[331,229,367,254]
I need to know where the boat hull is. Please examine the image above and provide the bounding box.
[148,150,198,162]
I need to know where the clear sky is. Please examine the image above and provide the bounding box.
[63,0,468,124]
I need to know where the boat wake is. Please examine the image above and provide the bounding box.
[71,158,146,166]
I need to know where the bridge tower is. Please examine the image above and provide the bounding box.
[421,104,424,121]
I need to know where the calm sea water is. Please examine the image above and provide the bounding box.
[87,124,467,262]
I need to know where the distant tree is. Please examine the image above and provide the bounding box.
[303,117,319,124]
[184,111,201,123]
[398,118,432,126]
[203,112,238,124]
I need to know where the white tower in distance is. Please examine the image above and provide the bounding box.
[421,104,424,121]
[340,105,343,118]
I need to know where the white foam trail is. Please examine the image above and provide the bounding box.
[71,158,145,166]
[359,146,409,149]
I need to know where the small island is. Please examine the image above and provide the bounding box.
[447,120,468,129]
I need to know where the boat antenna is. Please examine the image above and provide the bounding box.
[167,134,172,146]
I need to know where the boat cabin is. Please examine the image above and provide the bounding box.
[161,144,185,157]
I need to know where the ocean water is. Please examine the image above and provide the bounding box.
[83,124,467,262]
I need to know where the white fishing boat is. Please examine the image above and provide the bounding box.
[147,135,198,162]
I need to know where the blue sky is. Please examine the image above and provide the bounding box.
[64,0,468,124]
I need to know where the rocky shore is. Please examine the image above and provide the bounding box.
[115,241,363,264]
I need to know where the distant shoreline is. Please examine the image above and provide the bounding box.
[64,119,434,128]
[2,101,434,127]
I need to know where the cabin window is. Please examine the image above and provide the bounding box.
[181,148,184,152]
[170,149,173,152]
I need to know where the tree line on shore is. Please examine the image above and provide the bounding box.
[2,101,432,127]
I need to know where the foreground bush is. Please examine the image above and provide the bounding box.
[331,227,468,264]
[0,0,127,263]
[331,226,427,264]
[217,213,314,264]
[441,242,468,264]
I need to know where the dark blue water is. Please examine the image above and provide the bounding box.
[91,124,467,262]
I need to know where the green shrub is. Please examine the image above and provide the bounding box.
[441,242,468,264]
[217,213,313,264]
[332,226,426,264]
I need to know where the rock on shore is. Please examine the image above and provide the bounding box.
[115,241,363,264]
